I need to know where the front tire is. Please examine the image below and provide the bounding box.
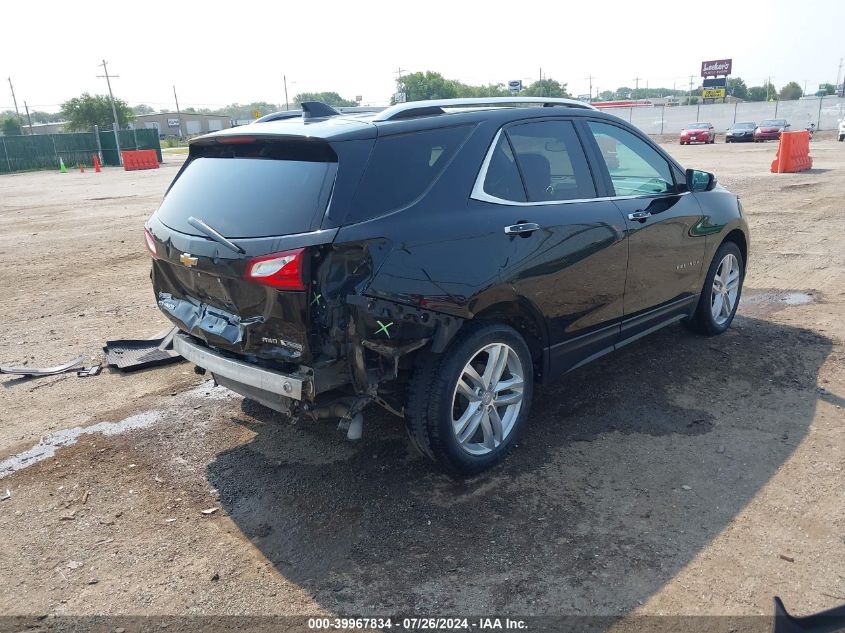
[839,134,844,142]
[406,323,534,476]
[685,241,745,335]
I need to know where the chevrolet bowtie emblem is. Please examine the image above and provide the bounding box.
[180,253,198,267]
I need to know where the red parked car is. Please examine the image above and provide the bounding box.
[679,122,715,145]
[754,119,790,142]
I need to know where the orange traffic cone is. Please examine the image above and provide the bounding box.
[93,154,101,173]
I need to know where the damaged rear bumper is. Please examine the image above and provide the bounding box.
[173,333,310,401]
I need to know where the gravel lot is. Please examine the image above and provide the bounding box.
[0,137,843,623]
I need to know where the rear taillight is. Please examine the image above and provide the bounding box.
[144,227,158,258]
[245,248,305,291]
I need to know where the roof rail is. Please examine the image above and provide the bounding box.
[372,97,598,122]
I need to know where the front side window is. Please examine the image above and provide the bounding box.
[505,120,595,202]
[587,121,675,197]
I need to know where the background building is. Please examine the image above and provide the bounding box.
[132,112,231,137]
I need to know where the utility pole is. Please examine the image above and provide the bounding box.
[283,74,289,111]
[836,58,843,95]
[633,77,641,100]
[23,101,33,135]
[393,67,406,103]
[688,75,694,105]
[585,74,594,101]
[172,85,183,139]
[97,60,122,166]
[7,77,24,134]
[766,76,771,101]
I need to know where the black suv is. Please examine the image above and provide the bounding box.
[145,97,749,475]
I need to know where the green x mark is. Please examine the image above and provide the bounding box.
[375,320,394,338]
[311,292,322,306]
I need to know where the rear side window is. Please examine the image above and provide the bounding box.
[506,120,596,202]
[155,154,336,238]
[349,125,472,221]
[482,134,526,202]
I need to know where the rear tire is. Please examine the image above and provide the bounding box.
[684,241,745,336]
[839,134,844,142]
[405,323,534,476]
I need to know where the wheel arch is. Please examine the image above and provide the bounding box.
[470,298,548,379]
[721,228,748,264]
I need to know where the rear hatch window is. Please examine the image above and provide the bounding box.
[154,139,337,238]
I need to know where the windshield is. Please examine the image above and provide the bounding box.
[761,120,786,127]
[734,122,756,129]
[155,156,337,238]
[688,123,710,129]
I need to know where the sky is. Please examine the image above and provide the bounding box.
[2,0,843,114]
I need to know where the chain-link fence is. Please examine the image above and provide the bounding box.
[0,128,162,173]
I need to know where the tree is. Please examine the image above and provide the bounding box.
[458,83,510,98]
[614,86,632,100]
[727,77,748,100]
[293,92,358,107]
[747,82,777,102]
[398,71,460,101]
[132,104,155,114]
[522,78,569,98]
[1,117,22,136]
[598,90,614,101]
[779,81,803,101]
[60,93,134,131]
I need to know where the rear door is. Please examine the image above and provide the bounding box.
[580,119,706,338]
[473,118,629,374]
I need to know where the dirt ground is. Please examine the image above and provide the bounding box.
[0,137,843,624]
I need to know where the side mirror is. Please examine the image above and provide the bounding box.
[686,168,716,192]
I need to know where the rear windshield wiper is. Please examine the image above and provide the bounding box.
[187,216,246,255]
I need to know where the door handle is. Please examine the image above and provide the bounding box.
[504,222,541,236]
[627,210,651,222]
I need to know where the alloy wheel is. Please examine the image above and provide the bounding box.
[711,253,741,326]
[451,343,524,456]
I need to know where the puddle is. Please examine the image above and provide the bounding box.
[781,292,814,305]
[740,289,818,317]
[0,411,162,479]
[0,381,236,480]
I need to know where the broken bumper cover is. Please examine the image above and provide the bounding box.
[173,333,308,401]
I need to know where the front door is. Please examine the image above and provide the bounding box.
[581,120,706,338]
